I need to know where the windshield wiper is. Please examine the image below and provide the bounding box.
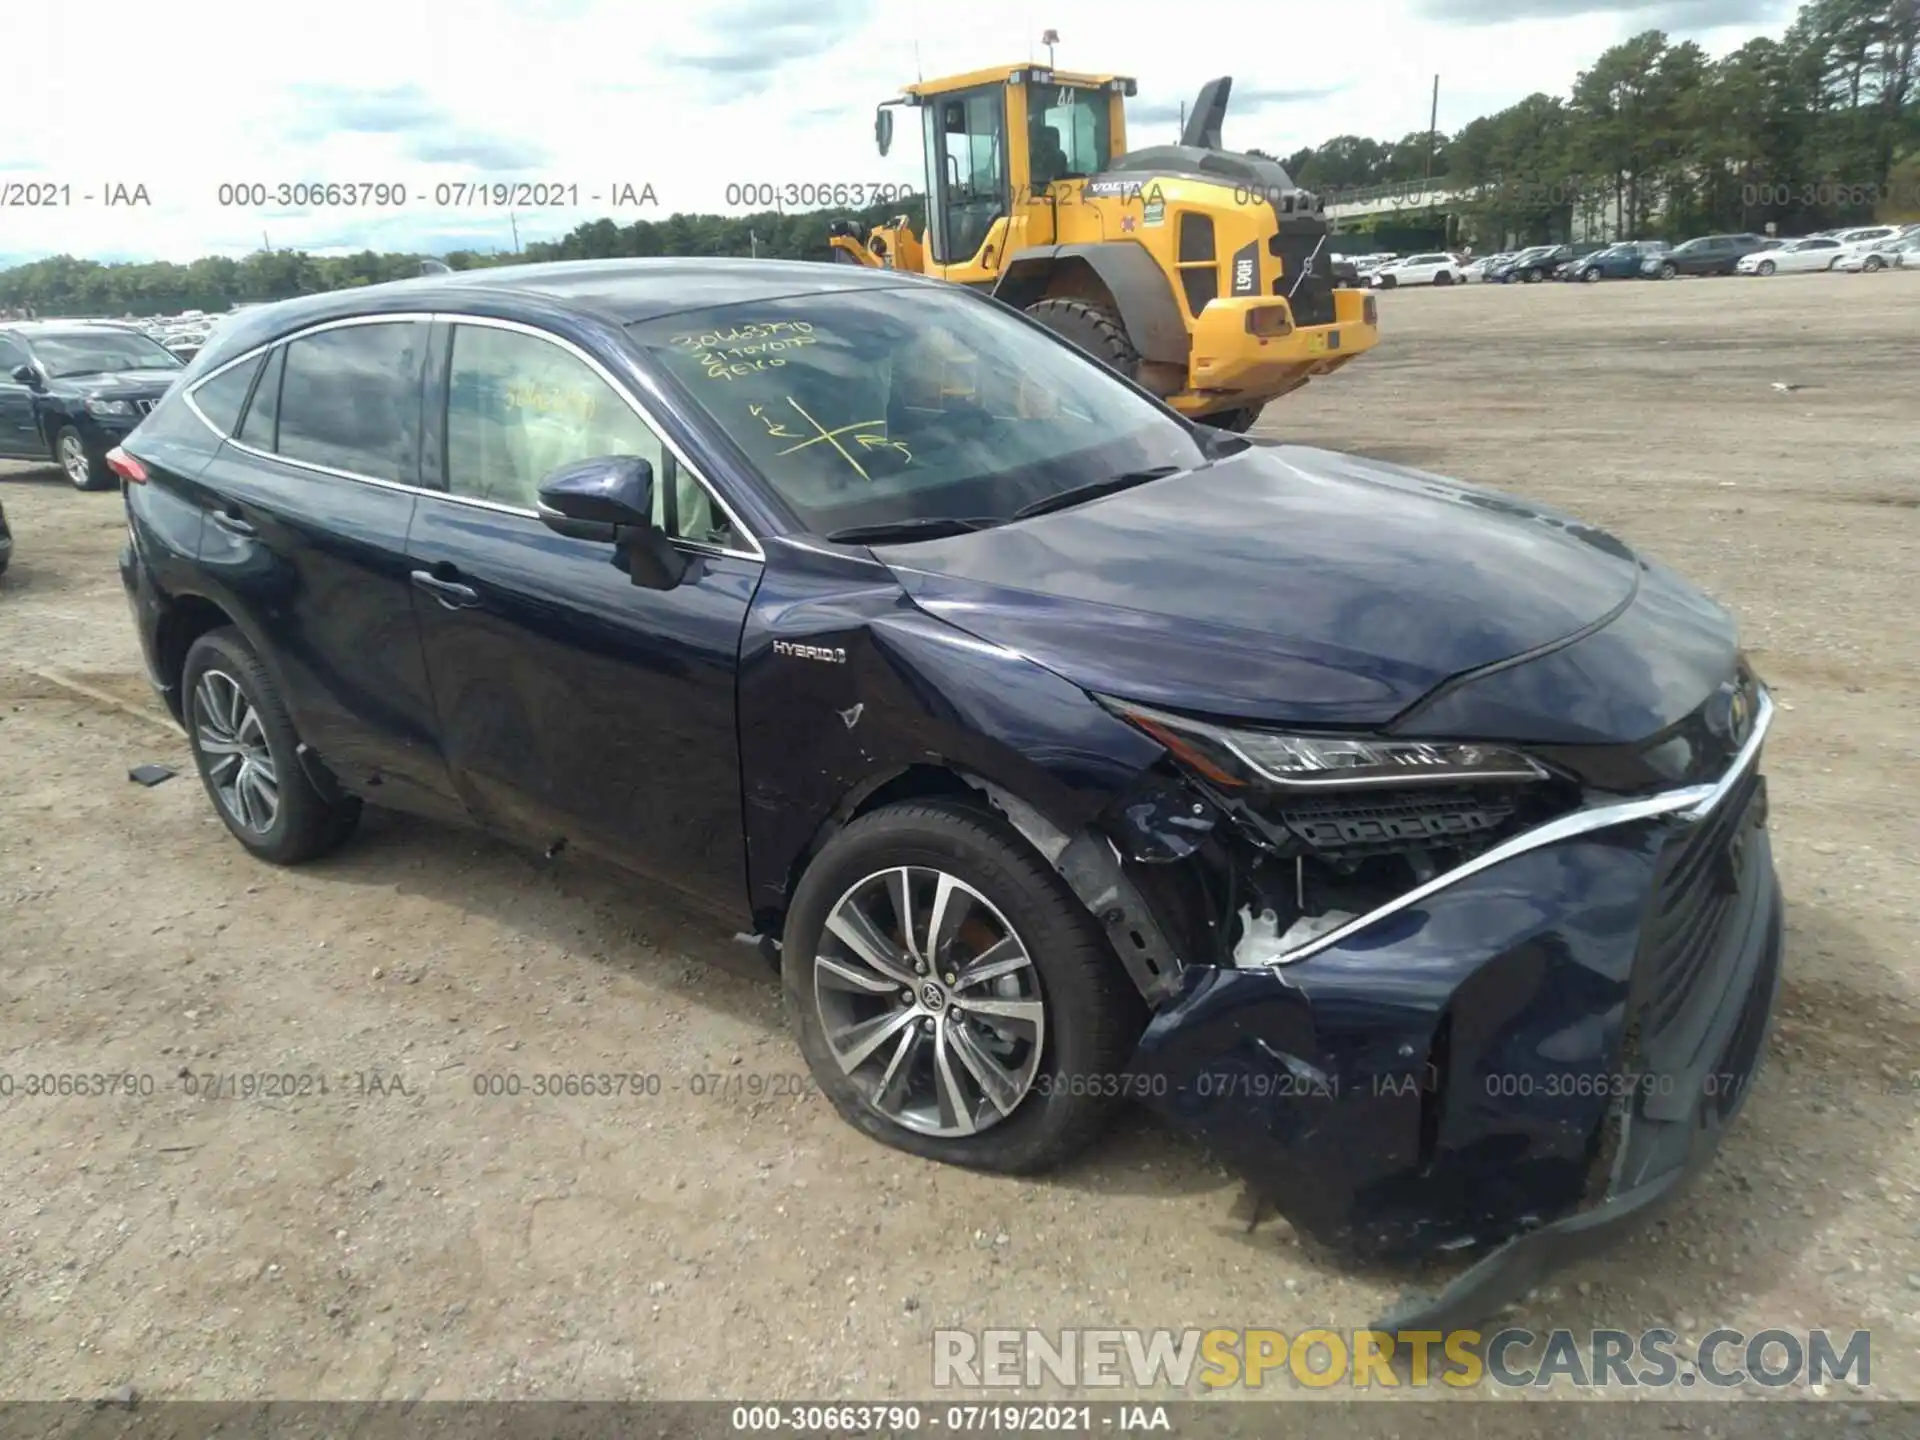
[826,516,996,544]
[1012,466,1183,520]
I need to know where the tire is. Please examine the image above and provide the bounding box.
[180,627,362,865]
[1379,274,1398,289]
[1581,268,1601,283]
[1757,260,1775,276]
[53,425,110,491]
[782,799,1141,1174]
[1659,262,1678,280]
[1433,270,1453,286]
[1523,269,1542,283]
[1205,405,1263,433]
[1864,256,1883,273]
[1023,298,1141,381]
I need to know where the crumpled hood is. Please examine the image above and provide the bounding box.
[878,444,1644,729]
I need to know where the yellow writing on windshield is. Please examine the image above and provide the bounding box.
[748,397,911,481]
[670,322,819,382]
[504,378,599,424]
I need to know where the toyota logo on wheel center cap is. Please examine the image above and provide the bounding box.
[920,981,948,1011]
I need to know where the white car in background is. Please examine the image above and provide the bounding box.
[1736,237,1847,274]
[1368,252,1467,288]
[1835,233,1920,272]
[1461,252,1513,281]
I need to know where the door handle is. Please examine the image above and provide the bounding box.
[410,569,481,609]
[210,509,256,537]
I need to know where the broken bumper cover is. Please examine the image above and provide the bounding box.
[1129,739,1781,1331]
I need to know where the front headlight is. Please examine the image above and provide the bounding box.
[85,398,135,417]
[1101,698,1550,791]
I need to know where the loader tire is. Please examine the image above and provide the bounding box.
[1024,299,1141,381]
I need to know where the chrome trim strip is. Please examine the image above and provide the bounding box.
[180,310,764,563]
[1268,689,1774,967]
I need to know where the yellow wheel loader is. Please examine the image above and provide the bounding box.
[828,65,1379,431]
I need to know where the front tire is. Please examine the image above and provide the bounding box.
[1757,260,1776,276]
[1660,261,1678,280]
[1581,268,1601,283]
[181,628,361,864]
[1023,298,1141,382]
[1864,256,1884,272]
[1205,405,1263,433]
[783,800,1140,1174]
[53,426,110,491]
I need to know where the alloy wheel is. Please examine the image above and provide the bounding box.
[58,434,91,488]
[192,668,280,834]
[812,866,1045,1138]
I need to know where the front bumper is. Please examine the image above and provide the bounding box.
[1128,703,1780,1330]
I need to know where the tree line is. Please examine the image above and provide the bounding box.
[1,0,1912,315]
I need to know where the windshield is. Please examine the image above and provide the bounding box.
[1026,83,1112,183]
[630,286,1208,538]
[28,329,184,378]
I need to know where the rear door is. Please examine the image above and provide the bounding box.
[0,334,39,457]
[191,316,462,819]
[405,316,762,916]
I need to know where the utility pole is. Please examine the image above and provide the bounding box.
[1426,74,1440,181]
[509,210,521,253]
[750,230,760,259]
[1042,28,1058,68]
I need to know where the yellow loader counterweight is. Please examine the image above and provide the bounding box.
[829,65,1378,430]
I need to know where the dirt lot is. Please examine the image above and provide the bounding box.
[3,271,1918,1413]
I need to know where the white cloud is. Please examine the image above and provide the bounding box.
[1,0,1794,265]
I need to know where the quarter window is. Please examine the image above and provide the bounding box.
[191,354,264,437]
[444,323,734,547]
[238,345,284,449]
[275,321,425,483]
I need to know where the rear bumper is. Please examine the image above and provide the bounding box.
[119,533,175,716]
[1129,728,1780,1329]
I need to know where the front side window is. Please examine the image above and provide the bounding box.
[444,323,733,546]
[630,285,1208,539]
[925,87,1007,265]
[1027,83,1111,184]
[0,335,27,372]
[25,329,183,378]
[275,322,424,483]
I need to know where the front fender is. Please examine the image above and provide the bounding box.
[737,551,1161,925]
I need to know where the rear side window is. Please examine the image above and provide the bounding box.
[239,346,284,448]
[189,354,264,437]
[0,334,27,371]
[274,321,424,483]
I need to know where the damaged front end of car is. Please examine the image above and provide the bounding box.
[980,666,1782,1332]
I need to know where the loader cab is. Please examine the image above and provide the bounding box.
[892,66,1134,282]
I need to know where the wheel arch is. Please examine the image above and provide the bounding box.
[991,245,1189,365]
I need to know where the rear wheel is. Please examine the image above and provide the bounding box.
[1433,270,1454,286]
[53,426,110,491]
[181,628,362,865]
[1023,298,1141,381]
[783,800,1140,1174]
[1523,269,1542,283]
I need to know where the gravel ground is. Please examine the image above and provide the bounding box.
[2,269,1917,1421]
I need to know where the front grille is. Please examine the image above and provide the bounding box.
[1639,765,1763,1037]
[1267,231,1337,326]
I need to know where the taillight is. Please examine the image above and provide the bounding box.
[106,447,148,484]
[1245,305,1294,338]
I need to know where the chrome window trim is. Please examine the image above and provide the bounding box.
[180,310,764,563]
[1266,688,1775,967]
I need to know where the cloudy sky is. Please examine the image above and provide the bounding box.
[3,0,1793,267]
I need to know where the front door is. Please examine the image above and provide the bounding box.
[923,85,1009,277]
[406,318,761,916]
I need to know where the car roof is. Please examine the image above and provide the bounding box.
[0,320,143,335]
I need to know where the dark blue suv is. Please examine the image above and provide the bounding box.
[113,258,1782,1331]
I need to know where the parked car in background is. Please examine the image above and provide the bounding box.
[1830,225,1903,253]
[0,322,188,489]
[112,258,1782,1331]
[1546,243,1610,278]
[0,497,11,577]
[1368,252,1467,288]
[1487,245,1558,283]
[1642,234,1769,278]
[1737,237,1845,275]
[1462,252,1513,282]
[1331,257,1362,288]
[1835,233,1920,272]
[1568,241,1669,281]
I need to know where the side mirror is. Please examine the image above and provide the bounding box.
[10,363,40,387]
[875,107,894,157]
[535,455,688,591]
